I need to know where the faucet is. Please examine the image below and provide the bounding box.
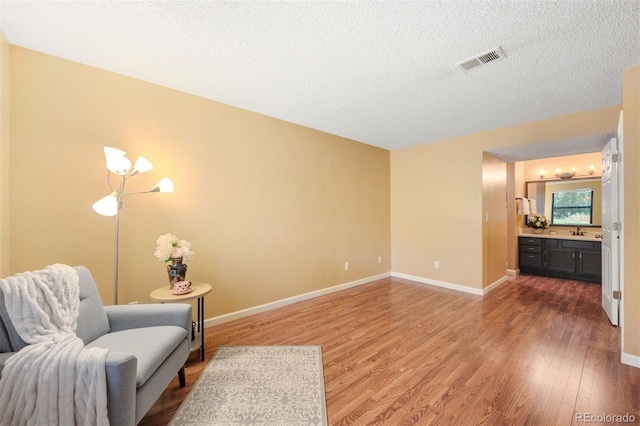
[573,226,584,236]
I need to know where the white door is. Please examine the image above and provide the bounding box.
[601,136,620,326]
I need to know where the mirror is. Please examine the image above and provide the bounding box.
[525,177,601,227]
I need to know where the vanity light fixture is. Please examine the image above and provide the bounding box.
[538,165,595,180]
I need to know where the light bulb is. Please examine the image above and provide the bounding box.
[106,156,132,175]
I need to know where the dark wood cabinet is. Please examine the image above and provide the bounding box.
[519,237,601,283]
[519,238,543,269]
[546,248,576,273]
[577,251,602,276]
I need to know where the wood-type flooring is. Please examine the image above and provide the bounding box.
[140,274,640,425]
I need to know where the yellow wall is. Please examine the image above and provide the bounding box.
[507,162,525,270]
[482,153,507,287]
[0,32,8,277]
[622,65,640,358]
[522,152,601,182]
[391,106,619,291]
[8,47,391,317]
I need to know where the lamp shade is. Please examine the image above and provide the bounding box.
[131,156,154,175]
[104,146,131,175]
[92,193,119,216]
[150,177,175,193]
[106,156,131,176]
[103,146,126,162]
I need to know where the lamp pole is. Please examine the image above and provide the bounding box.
[112,176,126,305]
[114,205,120,305]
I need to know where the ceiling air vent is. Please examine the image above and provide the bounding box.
[456,46,506,72]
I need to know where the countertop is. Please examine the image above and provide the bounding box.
[519,230,602,242]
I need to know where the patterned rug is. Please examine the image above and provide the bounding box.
[170,345,327,426]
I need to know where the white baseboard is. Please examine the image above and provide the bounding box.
[506,269,519,276]
[390,271,483,296]
[204,272,391,327]
[622,351,640,368]
[483,276,509,295]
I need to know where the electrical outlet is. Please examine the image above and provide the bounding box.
[344,262,350,271]
[378,256,382,264]
[434,261,440,269]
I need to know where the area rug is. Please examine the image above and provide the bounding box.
[170,345,328,426]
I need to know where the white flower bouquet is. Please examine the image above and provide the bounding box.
[526,214,550,230]
[154,233,194,262]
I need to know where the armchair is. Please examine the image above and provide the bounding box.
[0,266,192,425]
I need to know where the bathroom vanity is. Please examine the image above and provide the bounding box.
[519,234,601,283]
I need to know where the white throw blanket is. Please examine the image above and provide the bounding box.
[0,264,109,425]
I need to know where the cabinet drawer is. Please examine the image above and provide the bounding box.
[519,238,541,246]
[521,245,542,253]
[561,240,594,250]
[545,239,558,247]
[520,253,542,268]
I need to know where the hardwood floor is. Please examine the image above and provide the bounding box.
[140,274,640,425]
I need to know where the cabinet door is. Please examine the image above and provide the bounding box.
[577,251,602,276]
[546,248,576,273]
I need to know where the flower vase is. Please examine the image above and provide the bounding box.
[167,257,188,289]
[533,228,543,234]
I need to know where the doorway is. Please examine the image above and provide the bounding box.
[486,132,621,324]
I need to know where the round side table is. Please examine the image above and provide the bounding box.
[150,283,212,362]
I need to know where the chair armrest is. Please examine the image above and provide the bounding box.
[104,351,137,426]
[105,304,192,333]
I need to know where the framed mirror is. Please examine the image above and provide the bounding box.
[525,177,601,227]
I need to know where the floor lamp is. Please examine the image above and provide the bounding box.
[92,146,174,305]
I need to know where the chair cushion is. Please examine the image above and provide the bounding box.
[74,266,110,344]
[86,326,187,388]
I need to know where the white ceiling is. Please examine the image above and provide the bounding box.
[0,1,638,151]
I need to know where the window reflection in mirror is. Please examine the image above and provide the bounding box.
[525,178,601,227]
[551,188,593,225]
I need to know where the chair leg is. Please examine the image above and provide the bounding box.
[178,366,186,387]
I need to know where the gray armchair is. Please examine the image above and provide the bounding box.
[0,266,192,425]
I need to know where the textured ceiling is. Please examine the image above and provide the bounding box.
[0,1,638,151]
